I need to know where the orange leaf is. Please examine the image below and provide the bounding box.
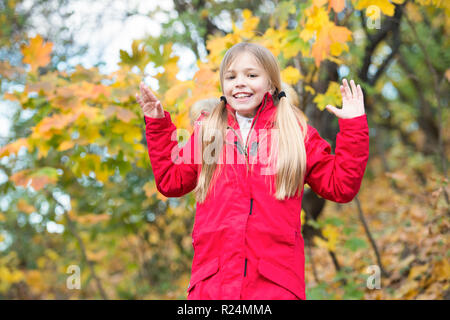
[104,106,137,123]
[313,0,328,7]
[21,35,53,72]
[10,168,58,191]
[0,138,28,157]
[329,0,345,13]
[75,213,110,225]
[17,199,36,214]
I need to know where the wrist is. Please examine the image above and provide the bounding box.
[144,111,165,119]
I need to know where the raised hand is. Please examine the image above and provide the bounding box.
[136,82,165,119]
[325,79,366,119]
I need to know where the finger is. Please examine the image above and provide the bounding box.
[340,85,347,101]
[350,79,358,99]
[343,79,352,99]
[357,84,364,101]
[326,105,340,118]
[136,95,150,110]
[139,83,151,101]
[141,83,157,102]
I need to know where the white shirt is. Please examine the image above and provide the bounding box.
[236,112,254,144]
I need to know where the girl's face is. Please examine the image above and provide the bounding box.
[223,52,272,118]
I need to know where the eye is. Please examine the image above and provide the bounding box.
[248,74,258,78]
[226,75,235,80]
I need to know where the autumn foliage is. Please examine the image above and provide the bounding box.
[0,0,448,299]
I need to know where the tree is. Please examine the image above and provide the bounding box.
[0,0,448,299]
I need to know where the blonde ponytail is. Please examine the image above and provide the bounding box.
[272,94,308,200]
[193,99,228,203]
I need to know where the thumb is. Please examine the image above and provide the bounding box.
[325,105,340,117]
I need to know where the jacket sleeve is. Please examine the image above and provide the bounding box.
[144,111,204,197]
[304,114,369,203]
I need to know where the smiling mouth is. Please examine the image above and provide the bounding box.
[233,93,253,99]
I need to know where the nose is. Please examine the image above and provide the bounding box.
[234,73,247,89]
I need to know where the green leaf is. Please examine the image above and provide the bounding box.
[324,216,345,227]
[344,237,368,252]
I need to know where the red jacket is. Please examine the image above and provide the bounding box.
[144,92,369,300]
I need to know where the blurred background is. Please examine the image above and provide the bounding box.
[0,0,448,299]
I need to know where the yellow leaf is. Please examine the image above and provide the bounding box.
[149,231,160,244]
[25,270,44,290]
[406,2,423,23]
[0,267,24,284]
[304,85,316,95]
[281,66,302,85]
[75,213,110,225]
[313,0,328,7]
[21,35,53,72]
[408,264,429,280]
[86,249,108,261]
[322,224,339,251]
[143,181,168,202]
[240,9,260,39]
[355,0,396,17]
[300,209,306,228]
[314,236,329,250]
[433,259,450,281]
[395,280,419,299]
[313,81,341,110]
[31,112,78,137]
[57,140,75,152]
[330,42,343,56]
[300,28,315,42]
[45,249,60,261]
[164,81,194,106]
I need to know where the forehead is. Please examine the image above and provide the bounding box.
[225,52,263,72]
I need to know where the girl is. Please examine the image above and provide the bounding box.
[136,42,369,300]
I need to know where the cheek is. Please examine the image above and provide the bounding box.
[254,81,270,94]
[223,82,233,94]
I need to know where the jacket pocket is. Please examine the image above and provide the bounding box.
[257,259,304,300]
[187,257,220,299]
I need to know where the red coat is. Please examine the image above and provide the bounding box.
[144,92,369,300]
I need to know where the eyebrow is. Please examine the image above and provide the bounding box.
[225,68,259,73]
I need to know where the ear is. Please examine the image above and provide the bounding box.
[267,80,275,95]
[269,86,275,96]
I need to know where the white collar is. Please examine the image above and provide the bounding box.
[236,112,254,121]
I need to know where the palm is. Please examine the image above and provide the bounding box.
[136,82,165,119]
[326,79,365,119]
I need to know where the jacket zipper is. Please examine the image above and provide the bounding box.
[244,258,247,277]
[228,95,268,280]
[228,126,250,172]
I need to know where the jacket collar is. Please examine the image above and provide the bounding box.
[226,91,277,130]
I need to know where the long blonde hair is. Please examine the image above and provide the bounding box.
[193,42,308,203]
